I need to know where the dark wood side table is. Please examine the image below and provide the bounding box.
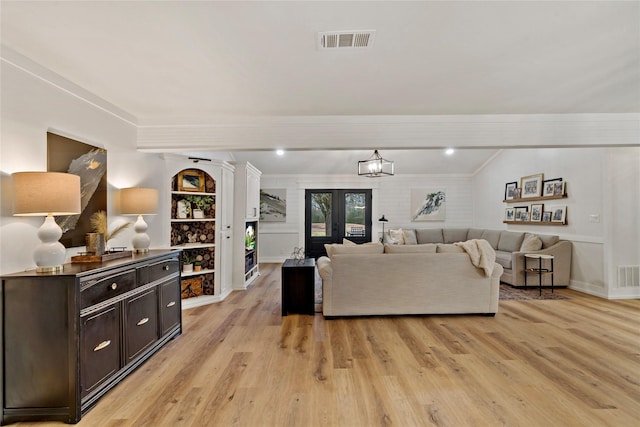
[281,258,316,315]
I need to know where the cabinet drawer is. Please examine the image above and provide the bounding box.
[159,279,181,336]
[81,269,136,309]
[80,305,121,398]
[125,288,158,363]
[145,258,179,284]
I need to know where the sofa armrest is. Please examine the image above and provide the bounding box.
[511,240,572,286]
[317,256,332,281]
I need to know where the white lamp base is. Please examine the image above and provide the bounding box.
[131,214,150,254]
[34,215,66,273]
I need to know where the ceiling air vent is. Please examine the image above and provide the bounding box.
[318,30,376,50]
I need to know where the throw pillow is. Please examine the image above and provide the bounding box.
[402,229,418,245]
[389,228,405,245]
[342,238,357,245]
[520,233,543,252]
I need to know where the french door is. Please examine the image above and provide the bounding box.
[304,189,372,259]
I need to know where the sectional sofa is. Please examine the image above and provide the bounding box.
[385,227,571,288]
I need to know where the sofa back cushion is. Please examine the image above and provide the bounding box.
[467,228,485,240]
[443,228,469,243]
[384,243,437,253]
[325,242,384,258]
[416,228,444,244]
[436,243,466,253]
[537,234,560,248]
[480,230,501,249]
[498,231,525,252]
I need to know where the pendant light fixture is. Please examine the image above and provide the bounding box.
[358,150,394,177]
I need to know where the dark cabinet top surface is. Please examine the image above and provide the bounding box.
[2,250,180,279]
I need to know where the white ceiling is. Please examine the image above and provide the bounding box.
[2,1,639,174]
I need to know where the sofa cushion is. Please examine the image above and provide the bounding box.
[384,243,437,253]
[325,242,384,258]
[537,234,560,249]
[436,243,466,253]
[495,250,512,269]
[480,230,501,249]
[388,228,405,245]
[498,231,525,252]
[443,228,469,243]
[416,228,444,244]
[520,233,543,252]
[402,229,418,245]
[467,228,485,240]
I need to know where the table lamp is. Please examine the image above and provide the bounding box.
[378,214,389,242]
[12,172,81,272]
[120,187,158,253]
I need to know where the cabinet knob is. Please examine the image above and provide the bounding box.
[137,317,149,326]
[166,301,176,307]
[93,340,111,352]
[110,283,117,290]
[163,265,169,271]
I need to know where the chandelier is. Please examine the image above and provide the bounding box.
[358,150,394,177]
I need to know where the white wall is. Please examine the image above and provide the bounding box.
[0,59,165,274]
[472,147,640,298]
[259,173,474,262]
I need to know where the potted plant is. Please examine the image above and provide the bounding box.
[182,252,194,273]
[184,195,213,219]
[194,260,202,272]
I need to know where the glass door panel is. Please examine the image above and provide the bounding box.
[311,192,332,237]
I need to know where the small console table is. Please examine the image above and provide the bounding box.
[281,258,316,315]
[524,253,554,296]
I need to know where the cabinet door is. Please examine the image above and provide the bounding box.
[80,305,121,398]
[159,279,181,336]
[124,288,158,363]
[220,168,234,293]
[246,169,260,219]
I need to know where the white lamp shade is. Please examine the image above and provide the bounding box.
[120,187,158,215]
[12,172,81,216]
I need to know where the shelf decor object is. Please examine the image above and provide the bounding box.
[358,149,394,177]
[120,187,158,253]
[12,171,81,272]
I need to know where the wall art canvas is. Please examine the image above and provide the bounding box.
[260,188,287,222]
[47,132,107,247]
[411,189,446,221]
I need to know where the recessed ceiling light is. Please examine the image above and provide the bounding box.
[445,148,455,155]
[276,149,285,156]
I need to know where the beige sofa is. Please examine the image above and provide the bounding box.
[317,243,503,317]
[385,228,571,287]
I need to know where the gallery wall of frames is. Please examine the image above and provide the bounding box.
[503,173,568,225]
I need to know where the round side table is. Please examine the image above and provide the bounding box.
[524,254,554,296]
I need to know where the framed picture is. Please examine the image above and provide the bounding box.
[512,188,521,199]
[514,206,528,221]
[554,181,566,196]
[260,188,287,222]
[522,212,530,221]
[520,173,544,198]
[530,204,543,222]
[505,207,515,221]
[411,189,446,221]
[178,169,205,192]
[542,211,552,222]
[505,181,518,200]
[548,205,567,224]
[542,178,562,197]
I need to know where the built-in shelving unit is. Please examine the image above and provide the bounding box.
[232,162,261,290]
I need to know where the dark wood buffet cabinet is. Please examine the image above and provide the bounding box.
[1,250,182,425]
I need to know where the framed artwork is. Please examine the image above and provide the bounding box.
[514,206,528,221]
[47,132,107,248]
[542,178,562,197]
[542,211,552,222]
[512,188,521,199]
[411,189,446,221]
[260,188,287,222]
[522,212,530,221]
[530,204,543,222]
[178,169,205,192]
[520,173,544,198]
[554,181,566,196]
[549,205,567,223]
[505,181,518,200]
[505,207,515,221]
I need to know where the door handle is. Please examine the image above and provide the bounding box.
[137,317,149,326]
[93,340,111,352]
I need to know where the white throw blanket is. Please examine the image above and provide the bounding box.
[454,239,496,277]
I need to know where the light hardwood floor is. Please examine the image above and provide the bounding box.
[18,263,640,427]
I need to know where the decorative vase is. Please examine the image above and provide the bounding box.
[86,233,106,255]
[193,209,204,219]
[183,263,193,273]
